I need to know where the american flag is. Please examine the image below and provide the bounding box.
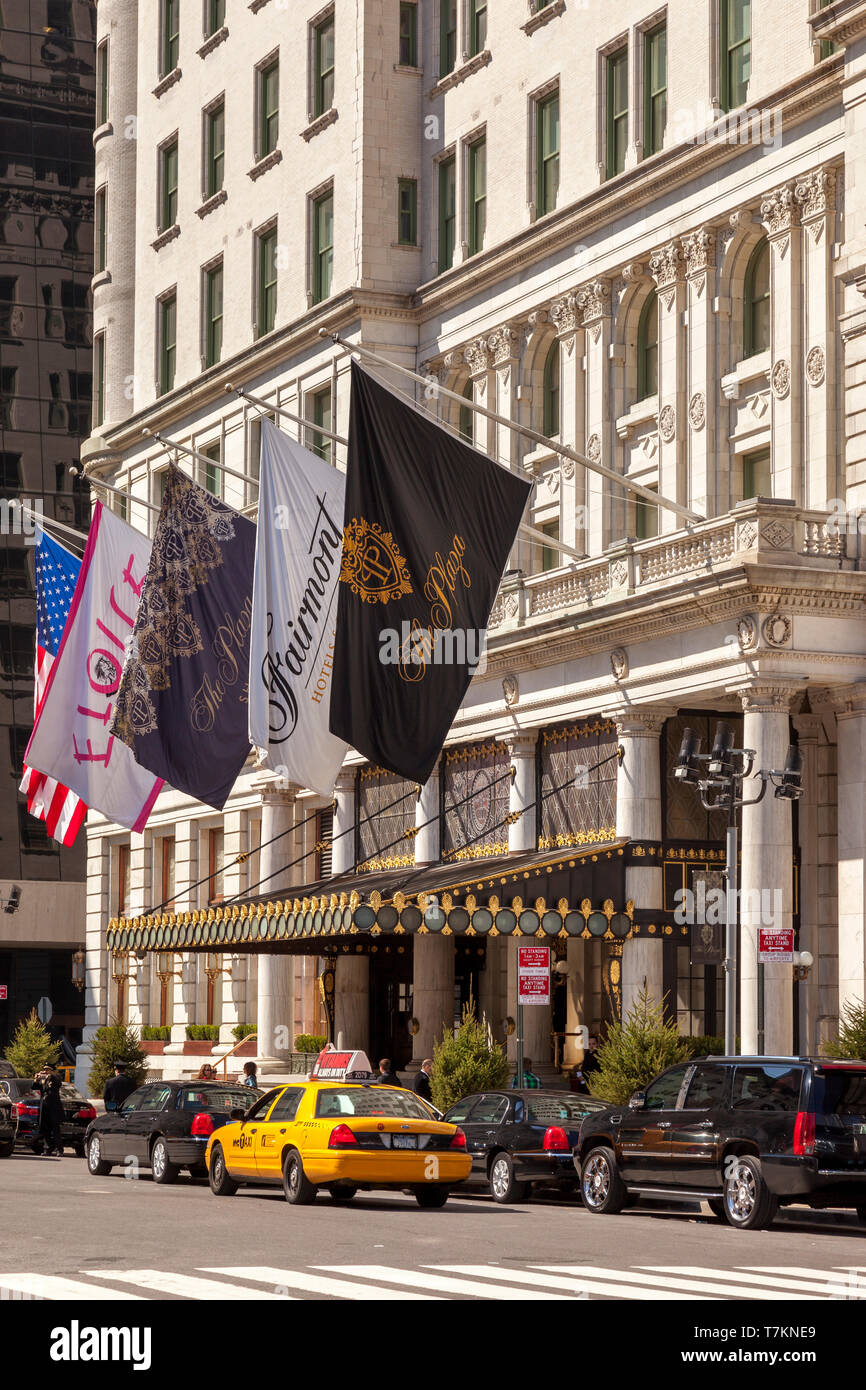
[19,528,88,846]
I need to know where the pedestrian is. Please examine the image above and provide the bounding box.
[375,1058,402,1087]
[572,1034,600,1094]
[240,1061,258,1090]
[412,1058,433,1103]
[34,1065,65,1156]
[511,1056,541,1088]
[197,1063,216,1081]
[103,1061,137,1113]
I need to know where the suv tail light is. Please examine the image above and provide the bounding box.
[449,1127,467,1150]
[191,1113,215,1137]
[543,1126,570,1152]
[328,1123,358,1148]
[76,1105,96,1121]
[16,1102,39,1118]
[793,1111,815,1156]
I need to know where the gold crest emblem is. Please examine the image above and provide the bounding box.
[340,518,413,605]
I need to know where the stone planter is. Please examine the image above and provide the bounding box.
[182,1040,219,1054]
[140,1041,166,1055]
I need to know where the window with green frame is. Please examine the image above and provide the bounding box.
[742,446,771,499]
[161,0,179,76]
[634,488,658,540]
[743,238,770,358]
[469,1,487,56]
[643,23,666,157]
[258,60,279,158]
[207,0,225,37]
[818,0,836,59]
[438,155,456,272]
[720,0,750,112]
[536,90,559,216]
[97,40,109,124]
[158,294,176,396]
[606,47,628,178]
[542,339,560,438]
[314,13,335,117]
[399,3,418,66]
[540,518,560,572]
[204,261,223,368]
[94,332,105,428]
[636,290,658,400]
[160,138,178,230]
[206,101,224,198]
[312,191,334,304]
[95,186,106,273]
[307,386,332,464]
[256,226,277,337]
[440,0,457,77]
[459,379,474,443]
[397,178,417,245]
[202,441,221,497]
[468,137,486,257]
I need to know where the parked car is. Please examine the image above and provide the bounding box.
[0,1086,17,1157]
[0,1077,96,1155]
[575,1055,866,1230]
[0,1061,18,1080]
[85,1080,260,1183]
[443,1089,608,1203]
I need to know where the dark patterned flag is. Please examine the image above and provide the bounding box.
[329,362,531,783]
[110,465,255,809]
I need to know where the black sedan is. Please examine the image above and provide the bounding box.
[0,1077,96,1155]
[85,1080,259,1183]
[443,1089,609,1203]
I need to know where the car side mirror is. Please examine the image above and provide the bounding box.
[628,1091,646,1110]
[230,1109,245,1121]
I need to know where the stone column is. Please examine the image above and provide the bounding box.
[577,280,612,557]
[505,731,537,853]
[682,227,718,520]
[793,711,822,1055]
[795,169,837,511]
[613,709,668,1016]
[835,685,866,1022]
[332,768,355,875]
[649,242,687,534]
[550,294,585,554]
[256,785,297,1069]
[415,771,439,865]
[739,685,797,1055]
[760,185,803,505]
[564,939,588,1067]
[412,935,454,1064]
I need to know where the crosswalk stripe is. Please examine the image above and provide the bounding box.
[429,1264,717,1301]
[640,1265,861,1298]
[84,1269,293,1300]
[315,1264,576,1300]
[201,1266,443,1301]
[742,1265,866,1285]
[0,1273,145,1301]
[543,1264,823,1300]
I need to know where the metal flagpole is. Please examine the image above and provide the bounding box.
[12,500,89,547]
[319,329,704,525]
[142,427,260,488]
[225,383,348,449]
[71,467,161,515]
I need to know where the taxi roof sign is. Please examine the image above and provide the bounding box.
[310,1044,374,1081]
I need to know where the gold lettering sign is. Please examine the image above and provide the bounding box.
[340,519,412,604]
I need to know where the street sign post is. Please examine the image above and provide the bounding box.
[36,996,53,1024]
[516,947,550,1086]
[757,928,794,964]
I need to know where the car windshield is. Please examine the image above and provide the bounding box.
[817,1069,866,1118]
[178,1088,252,1112]
[526,1095,605,1123]
[315,1089,435,1120]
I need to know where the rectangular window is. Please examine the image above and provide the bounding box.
[307,386,332,465]
[206,102,225,198]
[643,23,666,157]
[61,280,88,344]
[208,828,224,903]
[95,186,106,272]
[160,138,178,230]
[720,0,750,112]
[204,261,223,367]
[606,47,628,178]
[258,59,279,158]
[161,0,179,75]
[742,447,771,500]
[399,2,418,66]
[536,91,559,216]
[540,519,560,572]
[256,227,277,336]
[440,0,457,76]
[314,14,335,117]
[94,332,105,427]
[0,367,17,429]
[438,155,456,272]
[635,488,659,540]
[467,137,486,257]
[97,40,109,124]
[469,1,487,55]
[207,0,225,36]
[202,441,221,498]
[312,191,334,304]
[818,0,837,60]
[0,278,15,337]
[397,178,417,245]
[159,293,176,395]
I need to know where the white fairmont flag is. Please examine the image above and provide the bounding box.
[248,419,348,796]
[24,502,164,832]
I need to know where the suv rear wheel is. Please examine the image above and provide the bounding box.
[722,1154,777,1230]
[581,1145,626,1215]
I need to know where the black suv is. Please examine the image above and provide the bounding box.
[575,1056,866,1230]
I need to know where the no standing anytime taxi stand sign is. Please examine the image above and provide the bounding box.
[516,946,551,1079]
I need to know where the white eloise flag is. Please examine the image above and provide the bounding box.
[24,503,163,831]
[248,419,348,796]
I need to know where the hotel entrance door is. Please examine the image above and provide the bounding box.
[368,944,414,1070]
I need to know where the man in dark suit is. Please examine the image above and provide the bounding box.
[412,1058,433,1103]
[103,1062,137,1112]
[375,1058,402,1087]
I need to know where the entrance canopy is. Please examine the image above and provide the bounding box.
[106,842,632,955]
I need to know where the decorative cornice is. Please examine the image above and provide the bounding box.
[248,149,283,180]
[301,108,338,142]
[828,682,866,717]
[809,0,866,46]
[428,48,492,98]
[153,67,182,99]
[196,189,228,219]
[760,184,798,237]
[649,241,682,288]
[738,682,804,714]
[522,0,566,35]
[198,26,229,58]
[151,223,180,252]
[681,227,716,276]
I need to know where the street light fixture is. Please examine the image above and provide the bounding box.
[675,722,804,1057]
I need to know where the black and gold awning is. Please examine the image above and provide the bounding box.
[106,842,632,955]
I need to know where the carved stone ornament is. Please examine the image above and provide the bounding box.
[464,337,490,375]
[771,359,791,399]
[688,391,706,430]
[561,457,575,480]
[806,345,825,387]
[488,324,519,365]
[545,468,560,495]
[502,674,519,708]
[794,168,836,221]
[609,559,628,587]
[610,648,629,682]
[576,280,610,322]
[681,228,716,276]
[658,404,676,442]
[549,295,578,336]
[737,615,758,652]
[762,613,792,648]
[649,241,681,288]
[760,185,797,236]
[585,433,602,463]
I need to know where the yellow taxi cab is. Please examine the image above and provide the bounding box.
[204,1048,471,1208]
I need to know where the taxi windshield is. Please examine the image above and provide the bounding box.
[315,1089,435,1120]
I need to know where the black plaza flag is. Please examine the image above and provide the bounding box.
[111,464,256,809]
[330,362,531,783]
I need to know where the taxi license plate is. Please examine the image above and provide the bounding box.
[392,1134,417,1149]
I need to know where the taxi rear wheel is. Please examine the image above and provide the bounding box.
[282,1149,317,1205]
[208,1144,238,1197]
[329,1185,358,1202]
[414,1186,450,1209]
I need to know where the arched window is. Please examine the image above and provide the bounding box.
[542,339,560,438]
[637,290,658,401]
[459,379,473,443]
[743,238,770,358]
